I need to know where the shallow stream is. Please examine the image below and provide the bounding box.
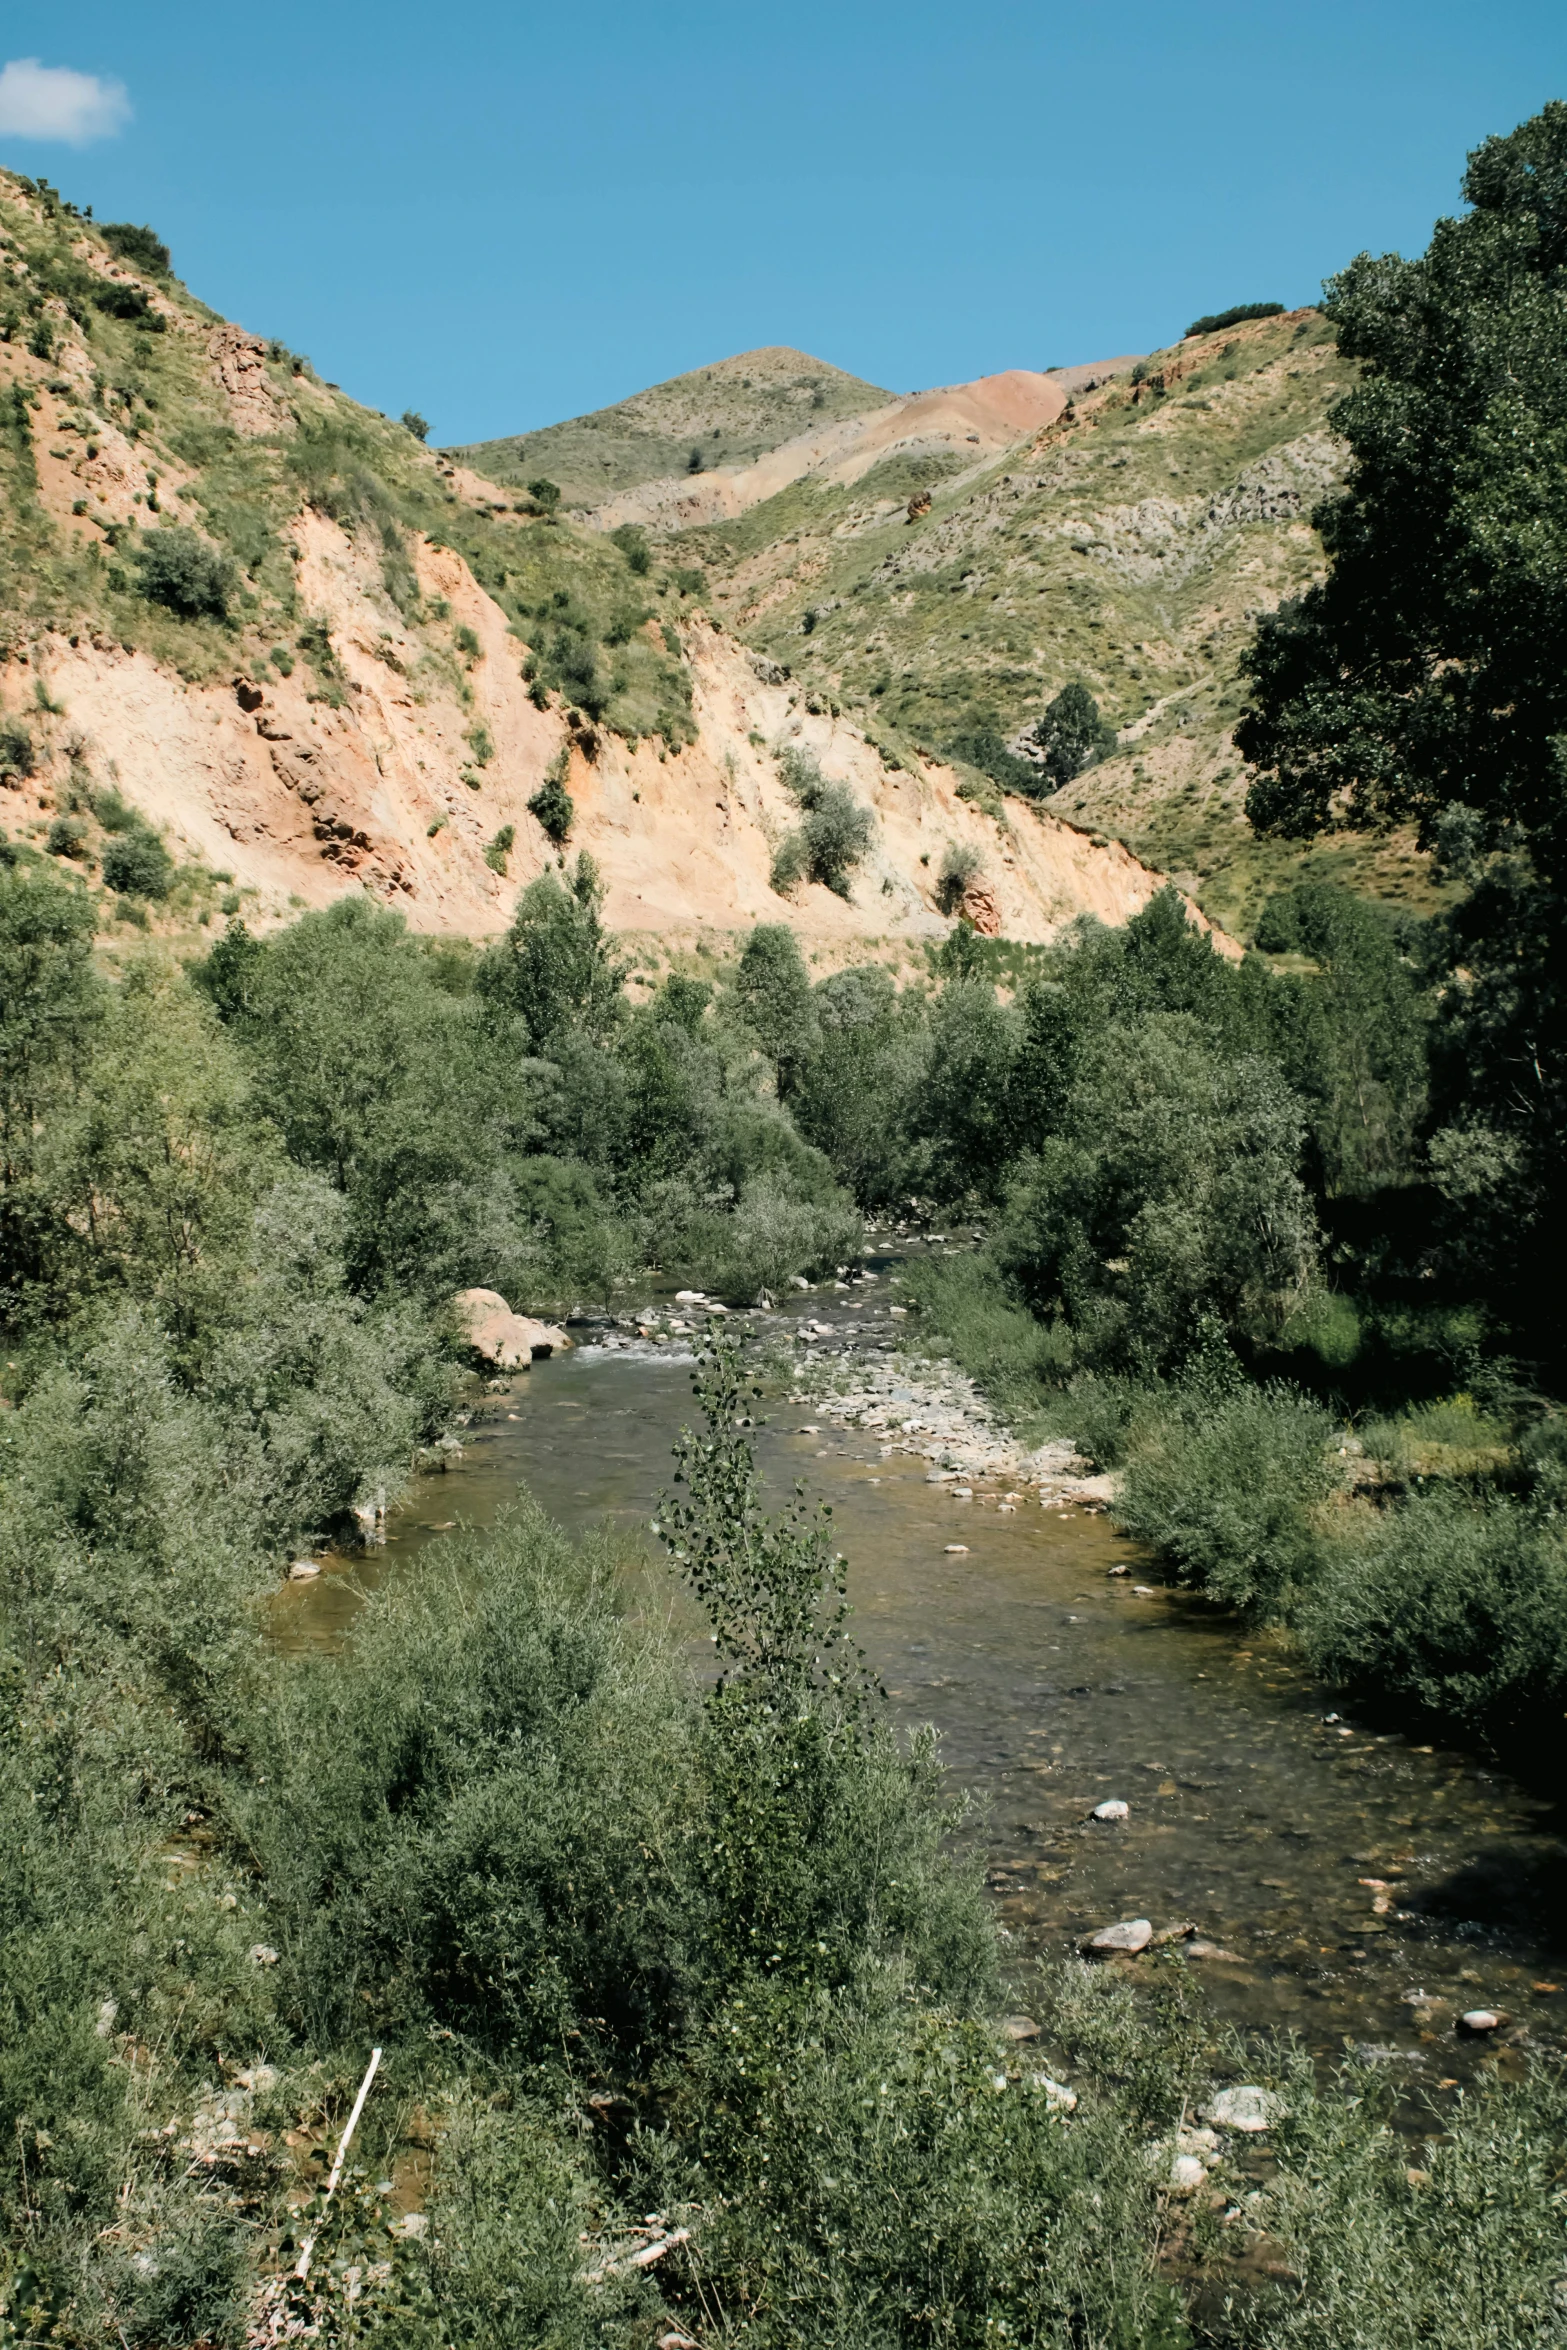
[276,1255,1566,2080]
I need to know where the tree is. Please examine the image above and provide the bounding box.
[400,410,430,441]
[100,221,170,276]
[1235,104,1567,1349]
[132,526,234,622]
[478,857,627,1053]
[734,924,818,1101]
[0,866,104,1311]
[100,826,172,899]
[1238,104,1567,879]
[1034,683,1117,788]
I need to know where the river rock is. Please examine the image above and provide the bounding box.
[1032,2074,1077,2112]
[1205,2085,1287,2132]
[1082,1917,1153,1957]
[1459,2008,1503,2034]
[1090,1799,1129,1822]
[999,2015,1040,2042]
[454,1287,571,1367]
[1164,2152,1208,2196]
[287,1559,320,1580]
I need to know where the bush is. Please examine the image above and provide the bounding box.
[936,840,982,915]
[1116,1377,1341,1613]
[1300,1489,1567,1745]
[1185,299,1285,338]
[45,813,87,860]
[528,753,574,844]
[100,222,171,276]
[1034,681,1117,787]
[0,716,35,780]
[610,523,651,574]
[400,409,429,440]
[483,823,515,875]
[943,721,1044,797]
[1242,2053,1567,2350]
[131,526,235,621]
[772,750,873,898]
[100,825,173,899]
[526,477,561,513]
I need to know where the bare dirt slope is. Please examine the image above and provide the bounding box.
[0,515,1217,952]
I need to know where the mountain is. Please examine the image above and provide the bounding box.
[0,174,1203,956]
[664,308,1440,937]
[453,347,894,511]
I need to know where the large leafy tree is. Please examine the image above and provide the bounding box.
[1238,103,1567,874]
[1238,105,1567,1345]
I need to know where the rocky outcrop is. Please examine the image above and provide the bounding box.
[454,1288,571,1368]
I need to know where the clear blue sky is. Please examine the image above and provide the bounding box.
[2,1,1563,445]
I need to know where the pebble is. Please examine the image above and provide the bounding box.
[1132,1584,1157,1597]
[1459,2008,1503,2034]
[1082,1917,1153,1956]
[1090,1799,1129,1822]
[944,1543,970,1554]
[287,1559,320,1580]
[1164,2152,1208,2196]
[999,2015,1040,2041]
[1205,2086,1287,2132]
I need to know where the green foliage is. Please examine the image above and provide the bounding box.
[1185,300,1285,337]
[0,715,35,779]
[131,524,235,620]
[527,749,574,842]
[1241,2056,1567,2350]
[1300,1489,1567,1747]
[100,823,173,899]
[943,719,1044,797]
[45,812,87,859]
[526,475,561,512]
[478,853,625,1051]
[1115,1376,1341,1612]
[936,839,982,915]
[399,408,429,440]
[483,821,515,874]
[100,221,171,276]
[1035,681,1117,788]
[735,921,819,1098]
[772,748,873,898]
[610,521,651,573]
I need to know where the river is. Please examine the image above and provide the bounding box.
[275,1255,1566,2079]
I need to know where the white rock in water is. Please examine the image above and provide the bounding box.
[1460,2008,1502,2033]
[1165,2152,1207,2195]
[674,1290,707,1302]
[1091,1799,1130,1822]
[944,1543,970,1554]
[1207,2085,1287,2132]
[287,1559,320,1580]
[1082,1917,1153,1955]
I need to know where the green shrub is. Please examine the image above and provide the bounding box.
[936,839,982,915]
[610,523,651,574]
[400,409,429,441]
[1300,1489,1567,1743]
[483,822,515,875]
[463,721,494,765]
[45,814,87,860]
[100,222,171,276]
[1185,299,1285,337]
[1034,681,1117,787]
[131,526,234,621]
[100,825,173,899]
[1241,2053,1567,2350]
[453,622,481,661]
[772,750,873,898]
[526,477,560,513]
[1116,1378,1341,1613]
[0,716,35,779]
[528,751,574,844]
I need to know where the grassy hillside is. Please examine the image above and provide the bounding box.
[0,169,707,758]
[454,346,893,510]
[674,312,1444,936]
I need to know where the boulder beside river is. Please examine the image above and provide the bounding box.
[454,1288,572,1369]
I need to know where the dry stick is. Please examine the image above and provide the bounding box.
[295,2047,383,2282]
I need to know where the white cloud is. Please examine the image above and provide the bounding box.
[0,58,131,146]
